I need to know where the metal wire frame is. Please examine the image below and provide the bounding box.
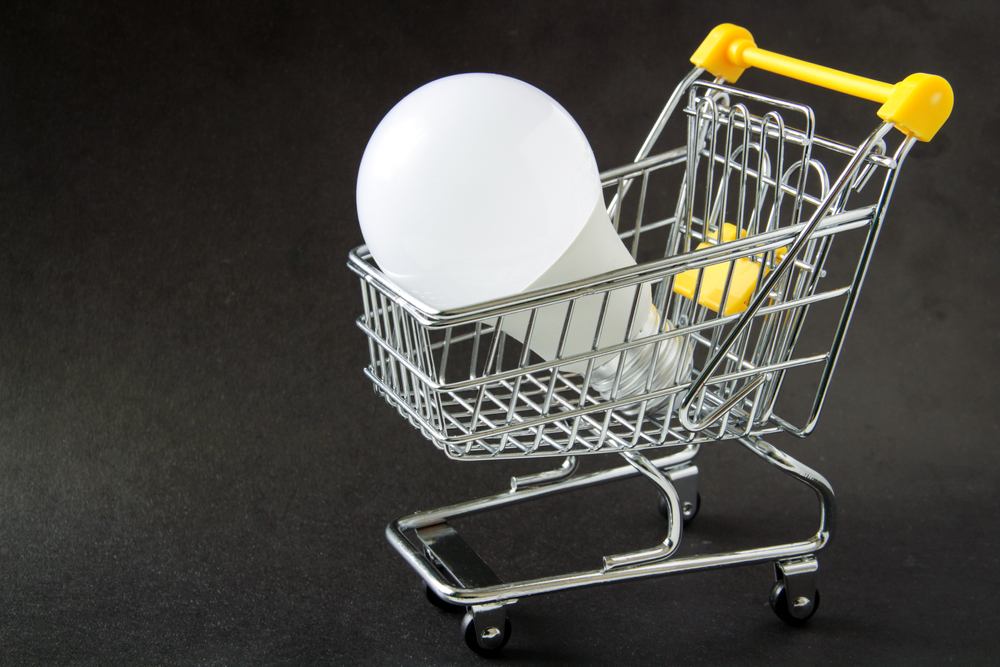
[387,433,834,607]
[348,72,916,461]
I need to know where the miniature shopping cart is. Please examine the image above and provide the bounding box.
[348,24,952,654]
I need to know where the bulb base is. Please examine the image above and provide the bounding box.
[590,306,693,416]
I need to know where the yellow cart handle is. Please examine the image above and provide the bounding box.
[691,24,953,141]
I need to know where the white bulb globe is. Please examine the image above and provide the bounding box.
[357,73,690,403]
[356,73,604,310]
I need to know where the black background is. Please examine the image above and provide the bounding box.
[2,1,998,665]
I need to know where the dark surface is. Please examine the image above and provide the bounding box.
[2,1,998,665]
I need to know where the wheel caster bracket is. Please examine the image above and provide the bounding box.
[774,557,819,620]
[462,604,510,653]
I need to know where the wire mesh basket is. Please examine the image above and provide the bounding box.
[351,79,906,461]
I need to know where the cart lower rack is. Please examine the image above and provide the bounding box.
[349,24,951,654]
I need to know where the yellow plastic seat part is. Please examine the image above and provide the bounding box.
[673,223,787,315]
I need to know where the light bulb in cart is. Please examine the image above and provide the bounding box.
[356,73,690,412]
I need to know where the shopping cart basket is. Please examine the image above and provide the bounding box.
[348,23,952,654]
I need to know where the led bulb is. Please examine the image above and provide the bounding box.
[357,73,690,408]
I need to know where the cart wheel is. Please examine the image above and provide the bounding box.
[423,582,464,613]
[659,491,700,524]
[769,580,820,626]
[461,611,511,655]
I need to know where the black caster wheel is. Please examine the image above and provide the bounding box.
[659,491,701,524]
[423,582,464,613]
[769,579,820,626]
[461,611,511,655]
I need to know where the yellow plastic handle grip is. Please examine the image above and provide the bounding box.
[691,24,953,141]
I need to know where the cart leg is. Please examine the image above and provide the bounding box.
[603,450,683,571]
[737,436,836,544]
[736,435,831,625]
